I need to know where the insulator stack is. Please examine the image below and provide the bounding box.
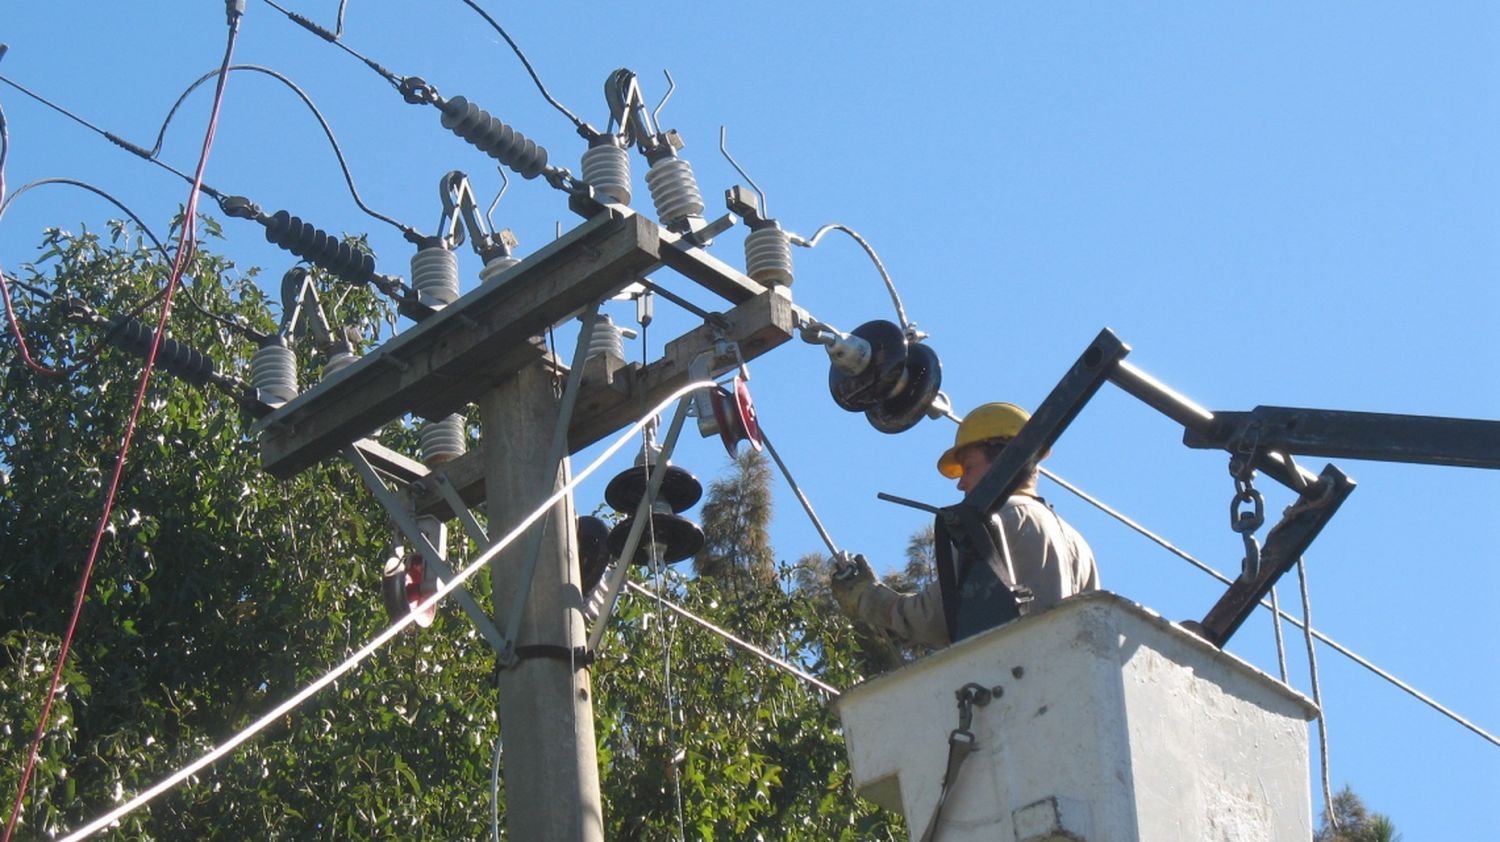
[644,156,705,231]
[439,96,548,179]
[105,315,216,386]
[322,341,359,379]
[419,414,466,466]
[263,210,377,287]
[604,459,704,566]
[411,246,460,309]
[581,143,632,204]
[744,226,794,286]
[251,339,299,404]
[824,319,944,434]
[576,515,613,598]
[586,314,625,361]
[478,255,522,287]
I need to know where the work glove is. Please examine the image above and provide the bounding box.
[830,552,876,617]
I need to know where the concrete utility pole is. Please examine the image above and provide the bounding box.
[482,365,601,841]
[256,205,801,840]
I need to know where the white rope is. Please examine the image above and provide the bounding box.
[58,380,714,842]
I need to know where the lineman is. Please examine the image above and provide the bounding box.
[831,402,1099,647]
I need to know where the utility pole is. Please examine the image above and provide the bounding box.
[255,204,802,839]
[482,364,601,841]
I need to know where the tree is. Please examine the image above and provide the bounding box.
[2,221,904,839]
[692,447,776,592]
[1315,785,1403,842]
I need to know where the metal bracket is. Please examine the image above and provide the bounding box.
[345,445,508,654]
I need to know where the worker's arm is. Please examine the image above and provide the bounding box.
[832,555,950,647]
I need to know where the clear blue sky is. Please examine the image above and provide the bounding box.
[3,2,1497,837]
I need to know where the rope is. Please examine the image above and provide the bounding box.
[1297,560,1338,835]
[51,381,712,841]
[3,15,241,841]
[1038,465,1500,749]
[1269,585,1289,683]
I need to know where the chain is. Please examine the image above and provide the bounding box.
[1228,422,1266,579]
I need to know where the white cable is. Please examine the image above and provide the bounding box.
[58,380,714,842]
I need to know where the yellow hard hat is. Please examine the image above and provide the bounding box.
[936,402,1030,478]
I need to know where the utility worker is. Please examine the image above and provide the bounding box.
[831,402,1099,647]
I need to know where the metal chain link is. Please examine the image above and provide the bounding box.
[1228,422,1266,579]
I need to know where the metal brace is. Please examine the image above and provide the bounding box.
[344,445,508,654]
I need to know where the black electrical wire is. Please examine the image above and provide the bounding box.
[148,64,418,239]
[1,178,269,344]
[456,0,586,131]
[259,0,405,92]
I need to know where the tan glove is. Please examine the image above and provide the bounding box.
[830,552,876,617]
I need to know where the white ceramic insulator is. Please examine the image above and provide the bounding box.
[412,246,460,309]
[645,157,705,228]
[745,226,794,286]
[587,314,625,360]
[581,144,632,205]
[251,343,299,403]
[419,414,467,466]
[478,254,522,287]
[323,349,358,379]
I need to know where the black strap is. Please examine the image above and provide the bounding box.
[508,644,595,668]
[936,504,1025,643]
[919,683,993,842]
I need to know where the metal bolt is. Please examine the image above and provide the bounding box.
[1012,666,1025,679]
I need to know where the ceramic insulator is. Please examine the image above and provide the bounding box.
[581,144,632,205]
[412,247,460,309]
[745,226,794,286]
[478,254,522,287]
[587,314,626,360]
[644,156,705,228]
[419,414,466,465]
[251,342,299,404]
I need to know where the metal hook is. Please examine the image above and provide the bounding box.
[651,69,676,132]
[485,167,510,231]
[719,126,769,219]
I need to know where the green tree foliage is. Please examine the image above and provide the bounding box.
[1315,785,1403,842]
[692,448,775,592]
[2,222,901,839]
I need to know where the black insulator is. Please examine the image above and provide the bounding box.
[105,315,216,386]
[866,342,942,434]
[828,319,908,412]
[262,210,377,287]
[439,96,548,180]
[605,464,702,515]
[608,513,705,566]
[576,516,613,595]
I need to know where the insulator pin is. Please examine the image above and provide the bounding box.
[263,210,376,287]
[419,414,467,466]
[581,143,632,204]
[411,247,460,310]
[644,156,705,230]
[744,226,793,286]
[323,341,359,379]
[439,96,548,179]
[105,315,216,386]
[251,340,299,404]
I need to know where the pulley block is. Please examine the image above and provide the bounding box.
[710,375,763,457]
[381,552,437,628]
[866,342,943,434]
[828,319,908,412]
[605,464,703,515]
[608,513,706,565]
[576,515,613,595]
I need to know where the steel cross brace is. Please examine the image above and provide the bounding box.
[345,445,507,654]
[1183,406,1500,471]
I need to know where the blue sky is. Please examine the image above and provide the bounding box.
[3,2,1497,837]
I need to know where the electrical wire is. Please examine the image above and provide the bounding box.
[259,0,408,91]
[789,223,912,336]
[455,0,585,131]
[1037,465,1500,749]
[2,14,242,842]
[150,64,417,237]
[53,380,713,842]
[1297,559,1338,836]
[623,580,840,698]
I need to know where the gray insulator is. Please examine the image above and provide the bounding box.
[581,144,632,205]
[412,247,460,309]
[251,342,299,404]
[587,314,625,360]
[745,226,794,286]
[323,347,359,380]
[478,254,522,287]
[644,156,705,229]
[419,414,467,466]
